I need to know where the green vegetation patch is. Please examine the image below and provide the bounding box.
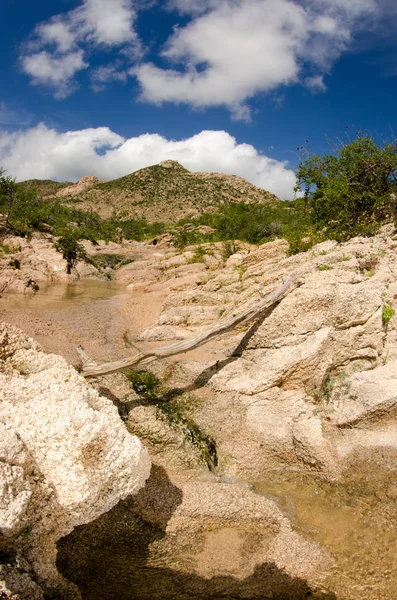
[88,253,134,271]
[382,304,395,327]
[19,179,73,198]
[125,368,218,470]
[172,199,314,254]
[0,170,166,275]
[295,136,397,242]
[125,369,160,398]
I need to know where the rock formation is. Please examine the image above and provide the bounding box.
[56,176,106,198]
[0,323,151,598]
[111,223,397,483]
[3,221,397,598]
[0,233,99,294]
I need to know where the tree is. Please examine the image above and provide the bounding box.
[55,232,87,274]
[295,137,397,240]
[0,169,18,231]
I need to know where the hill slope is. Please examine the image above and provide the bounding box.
[23,160,280,222]
[20,179,73,197]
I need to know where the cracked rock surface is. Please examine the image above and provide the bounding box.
[118,224,397,482]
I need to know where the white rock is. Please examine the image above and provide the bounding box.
[0,323,151,597]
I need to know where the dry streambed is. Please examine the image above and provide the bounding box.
[1,228,397,598]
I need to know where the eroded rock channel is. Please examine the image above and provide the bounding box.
[1,228,397,599]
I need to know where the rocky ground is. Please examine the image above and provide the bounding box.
[2,225,397,598]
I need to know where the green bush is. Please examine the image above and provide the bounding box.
[55,233,87,274]
[188,245,208,263]
[382,304,395,327]
[125,369,160,398]
[296,137,397,241]
[221,240,239,261]
[172,199,311,253]
[115,218,165,241]
[88,253,134,271]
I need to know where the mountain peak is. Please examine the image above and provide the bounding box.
[158,160,189,171]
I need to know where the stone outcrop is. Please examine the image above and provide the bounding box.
[56,176,106,198]
[0,323,151,598]
[114,224,397,483]
[0,234,99,294]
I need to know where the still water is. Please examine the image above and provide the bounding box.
[57,464,397,600]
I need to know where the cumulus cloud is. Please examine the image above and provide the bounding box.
[21,0,139,97]
[134,0,379,119]
[19,0,392,112]
[22,51,88,98]
[0,125,298,199]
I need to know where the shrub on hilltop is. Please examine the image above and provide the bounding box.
[295,136,397,241]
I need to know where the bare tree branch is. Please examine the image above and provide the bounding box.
[79,276,301,379]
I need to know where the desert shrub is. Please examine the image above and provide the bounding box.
[0,242,15,257]
[358,255,379,276]
[296,136,397,241]
[125,369,160,398]
[0,168,165,245]
[221,240,239,260]
[173,199,311,252]
[188,245,208,263]
[199,202,276,244]
[382,304,395,327]
[89,254,134,271]
[115,218,165,241]
[55,233,87,274]
[172,226,210,249]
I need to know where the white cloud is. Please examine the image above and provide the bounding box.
[166,0,221,16]
[0,104,31,127]
[134,0,381,119]
[21,0,139,96]
[304,74,327,93]
[19,0,392,111]
[79,0,139,46]
[134,0,307,119]
[22,51,88,98]
[0,125,298,200]
[90,63,128,92]
[312,0,377,18]
[36,21,76,53]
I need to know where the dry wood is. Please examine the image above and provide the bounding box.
[80,276,300,378]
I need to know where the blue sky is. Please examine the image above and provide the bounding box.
[1,0,397,199]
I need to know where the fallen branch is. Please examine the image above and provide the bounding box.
[80,276,300,378]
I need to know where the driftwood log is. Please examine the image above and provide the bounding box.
[79,276,300,379]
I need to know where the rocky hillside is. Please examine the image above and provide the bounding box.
[19,179,73,197]
[21,161,279,222]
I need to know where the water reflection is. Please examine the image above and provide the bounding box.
[0,280,123,307]
[57,465,336,600]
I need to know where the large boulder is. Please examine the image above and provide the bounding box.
[0,323,151,598]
